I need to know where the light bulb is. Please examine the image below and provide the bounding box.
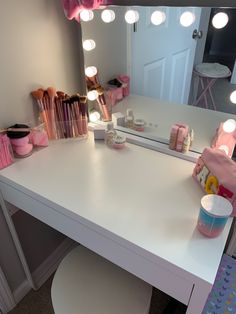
[223,119,236,133]
[83,39,96,51]
[180,11,195,27]
[212,12,229,29]
[87,90,99,101]
[89,111,101,122]
[85,66,97,77]
[151,11,166,26]
[230,90,236,104]
[80,10,94,22]
[101,9,115,23]
[125,10,139,24]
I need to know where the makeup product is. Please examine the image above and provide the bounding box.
[0,134,14,170]
[112,112,125,127]
[31,90,50,137]
[7,124,33,158]
[47,87,57,139]
[117,75,130,97]
[96,86,111,121]
[190,129,194,147]
[182,133,191,153]
[125,109,134,129]
[175,127,186,152]
[169,125,179,150]
[105,122,116,147]
[113,134,126,149]
[93,125,106,140]
[134,119,145,132]
[80,96,88,135]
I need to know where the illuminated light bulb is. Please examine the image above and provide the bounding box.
[125,10,139,24]
[230,90,236,104]
[80,9,94,22]
[223,119,236,133]
[87,90,99,101]
[83,39,96,51]
[85,66,97,77]
[180,11,195,27]
[212,12,229,29]
[101,9,115,23]
[89,111,101,122]
[151,11,166,26]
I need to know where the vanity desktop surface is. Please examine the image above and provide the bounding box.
[0,135,232,288]
[114,94,235,153]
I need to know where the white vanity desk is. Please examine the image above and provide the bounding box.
[0,136,232,314]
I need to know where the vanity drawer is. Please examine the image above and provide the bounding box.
[0,182,194,305]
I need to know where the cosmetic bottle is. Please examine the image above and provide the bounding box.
[190,129,194,147]
[105,122,116,147]
[182,134,191,153]
[125,109,134,129]
[134,119,145,132]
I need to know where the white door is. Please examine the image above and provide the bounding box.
[131,7,202,104]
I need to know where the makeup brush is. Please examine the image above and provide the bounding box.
[79,96,88,135]
[97,86,111,121]
[31,90,51,136]
[47,87,57,139]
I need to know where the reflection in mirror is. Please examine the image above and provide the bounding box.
[81,6,236,155]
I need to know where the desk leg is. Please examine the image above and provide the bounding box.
[186,282,211,314]
[0,191,37,290]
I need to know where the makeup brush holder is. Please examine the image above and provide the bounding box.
[0,134,14,170]
[29,123,49,147]
[55,120,88,139]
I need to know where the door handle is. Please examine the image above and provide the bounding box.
[192,29,203,39]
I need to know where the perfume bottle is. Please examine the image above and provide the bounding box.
[105,122,116,147]
[125,108,134,129]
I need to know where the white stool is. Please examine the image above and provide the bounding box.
[51,246,152,314]
[193,62,231,110]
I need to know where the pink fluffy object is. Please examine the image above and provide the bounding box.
[62,0,105,22]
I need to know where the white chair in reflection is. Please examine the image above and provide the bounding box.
[51,245,152,314]
[193,62,231,110]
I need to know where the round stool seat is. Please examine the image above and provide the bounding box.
[51,246,152,314]
[195,62,231,78]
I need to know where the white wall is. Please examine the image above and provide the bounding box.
[0,0,84,127]
[0,0,84,296]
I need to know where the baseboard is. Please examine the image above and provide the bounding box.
[13,237,76,304]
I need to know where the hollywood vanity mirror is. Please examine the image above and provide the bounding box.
[81,3,236,158]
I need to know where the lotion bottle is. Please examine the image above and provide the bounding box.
[105,122,116,147]
[125,108,134,129]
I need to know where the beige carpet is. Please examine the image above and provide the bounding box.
[9,275,186,314]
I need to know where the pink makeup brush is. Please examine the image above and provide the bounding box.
[47,87,57,139]
[31,90,51,137]
[97,86,111,121]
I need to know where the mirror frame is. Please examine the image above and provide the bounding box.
[108,0,236,7]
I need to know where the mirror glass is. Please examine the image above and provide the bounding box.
[81,6,236,154]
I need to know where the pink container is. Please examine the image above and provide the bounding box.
[197,195,232,237]
[117,75,130,97]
